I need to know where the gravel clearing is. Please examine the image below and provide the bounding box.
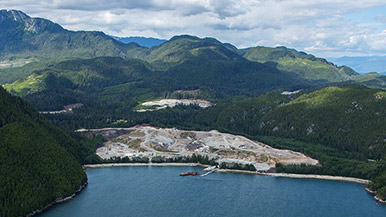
[90,126,319,171]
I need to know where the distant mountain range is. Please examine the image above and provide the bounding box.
[110,35,167,47]
[1,9,386,210]
[1,9,385,90]
[328,56,386,75]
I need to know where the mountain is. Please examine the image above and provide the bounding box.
[0,9,142,58]
[110,35,167,47]
[0,86,88,217]
[138,35,241,68]
[1,9,386,203]
[204,86,386,159]
[328,56,386,74]
[2,10,386,92]
[351,72,386,89]
[0,10,362,86]
[242,46,358,83]
[3,56,301,116]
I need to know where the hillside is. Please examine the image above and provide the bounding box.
[3,56,302,113]
[0,10,369,87]
[0,86,88,217]
[0,9,141,59]
[2,10,386,93]
[213,86,386,160]
[110,35,167,47]
[0,9,147,84]
[139,35,241,68]
[243,46,358,83]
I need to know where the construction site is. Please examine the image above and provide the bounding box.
[80,126,319,172]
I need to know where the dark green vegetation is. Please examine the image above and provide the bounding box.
[243,46,357,82]
[368,170,386,200]
[110,35,167,47]
[1,9,386,206]
[0,10,141,59]
[2,9,386,90]
[242,46,386,88]
[0,86,88,217]
[214,86,386,160]
[102,154,218,166]
[0,9,146,84]
[70,86,385,199]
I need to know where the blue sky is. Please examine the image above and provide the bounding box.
[344,4,386,32]
[1,0,386,58]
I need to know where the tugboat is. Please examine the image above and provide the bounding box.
[179,171,200,176]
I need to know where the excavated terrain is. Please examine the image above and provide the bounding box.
[92,126,318,171]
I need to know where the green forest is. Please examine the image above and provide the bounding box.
[1,9,386,216]
[0,86,87,217]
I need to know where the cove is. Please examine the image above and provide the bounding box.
[39,166,386,217]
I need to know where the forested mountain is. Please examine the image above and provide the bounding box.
[213,86,386,160]
[0,86,88,217]
[110,35,167,47]
[243,46,358,82]
[2,9,386,90]
[3,56,303,112]
[1,9,386,205]
[0,9,142,59]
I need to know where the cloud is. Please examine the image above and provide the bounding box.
[376,15,386,23]
[1,0,386,57]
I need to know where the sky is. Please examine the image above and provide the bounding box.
[1,0,386,58]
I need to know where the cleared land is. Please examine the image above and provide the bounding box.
[136,99,213,112]
[89,126,318,171]
[40,103,83,114]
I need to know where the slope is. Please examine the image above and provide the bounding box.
[243,46,358,83]
[110,35,167,47]
[214,86,386,160]
[0,9,147,83]
[0,86,87,217]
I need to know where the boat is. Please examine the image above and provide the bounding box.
[179,171,200,176]
[203,165,217,172]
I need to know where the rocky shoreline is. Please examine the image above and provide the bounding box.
[25,181,88,217]
[365,187,386,204]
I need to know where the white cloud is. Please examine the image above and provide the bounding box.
[1,0,386,57]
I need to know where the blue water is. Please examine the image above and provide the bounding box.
[39,166,386,217]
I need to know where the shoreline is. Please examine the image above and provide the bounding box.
[83,163,200,169]
[366,187,386,204]
[26,181,88,217]
[82,163,370,184]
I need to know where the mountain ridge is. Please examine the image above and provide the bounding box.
[110,35,167,47]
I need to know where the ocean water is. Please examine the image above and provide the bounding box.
[39,166,386,217]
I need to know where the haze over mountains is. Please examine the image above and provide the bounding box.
[1,9,386,216]
[329,56,386,75]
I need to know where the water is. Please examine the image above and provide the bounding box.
[39,166,386,217]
